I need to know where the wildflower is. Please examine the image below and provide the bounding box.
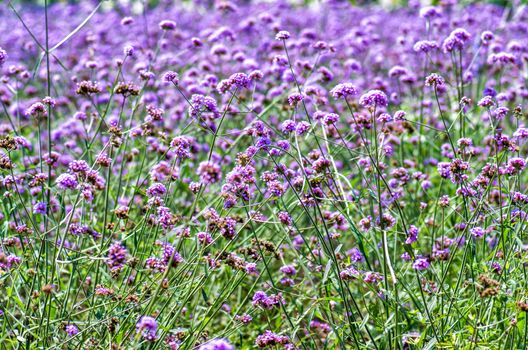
[163,71,179,85]
[488,52,516,66]
[255,330,290,347]
[425,73,445,87]
[56,174,78,190]
[25,102,47,118]
[235,314,252,324]
[0,47,7,66]
[442,28,471,53]
[107,242,127,271]
[147,183,167,197]
[199,338,235,350]
[121,17,134,25]
[65,325,79,337]
[419,6,441,19]
[478,96,495,108]
[136,316,158,341]
[114,82,140,96]
[412,257,430,270]
[280,265,296,275]
[359,90,388,108]
[480,31,494,45]
[295,121,311,135]
[33,202,47,215]
[280,120,296,134]
[363,271,383,284]
[287,92,304,106]
[470,227,485,238]
[275,31,290,40]
[218,73,250,94]
[159,20,176,30]
[189,94,220,119]
[405,225,419,244]
[413,40,439,53]
[197,161,222,184]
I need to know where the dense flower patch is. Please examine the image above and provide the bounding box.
[0,0,527,349]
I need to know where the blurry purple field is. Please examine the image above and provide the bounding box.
[0,0,527,349]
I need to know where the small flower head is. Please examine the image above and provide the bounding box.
[359,90,388,108]
[198,338,235,350]
[330,83,358,99]
[65,324,79,337]
[136,316,158,341]
[275,30,291,40]
[159,20,176,30]
[163,71,179,85]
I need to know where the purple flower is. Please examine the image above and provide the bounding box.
[412,257,430,271]
[136,316,158,341]
[33,202,47,215]
[197,161,222,184]
[419,6,442,19]
[425,73,445,87]
[330,83,358,99]
[25,102,47,118]
[159,20,176,30]
[359,90,388,108]
[56,174,78,190]
[107,242,127,271]
[163,71,179,85]
[275,31,290,40]
[346,248,364,263]
[65,324,79,337]
[147,183,167,197]
[442,28,471,53]
[481,31,494,45]
[0,47,7,66]
[199,338,235,350]
[287,92,304,106]
[405,225,419,244]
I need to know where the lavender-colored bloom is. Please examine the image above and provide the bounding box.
[275,31,290,40]
[25,102,47,118]
[478,96,495,108]
[488,52,516,66]
[65,324,79,337]
[359,90,388,108]
[480,31,494,45]
[347,248,364,263]
[442,28,471,53]
[163,71,179,85]
[107,242,127,271]
[287,93,304,106]
[413,40,439,53]
[470,227,485,238]
[413,257,430,270]
[405,225,419,244]
[199,338,235,350]
[123,44,135,57]
[0,47,7,66]
[159,20,176,30]
[330,83,358,99]
[419,6,441,19]
[197,161,222,184]
[147,183,167,197]
[56,174,78,190]
[425,73,445,87]
[33,202,47,215]
[295,121,311,135]
[136,316,158,341]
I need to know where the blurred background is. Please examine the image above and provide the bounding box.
[7,0,519,7]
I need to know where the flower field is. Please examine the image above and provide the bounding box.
[0,0,527,349]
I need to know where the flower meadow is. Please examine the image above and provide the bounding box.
[0,0,527,348]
